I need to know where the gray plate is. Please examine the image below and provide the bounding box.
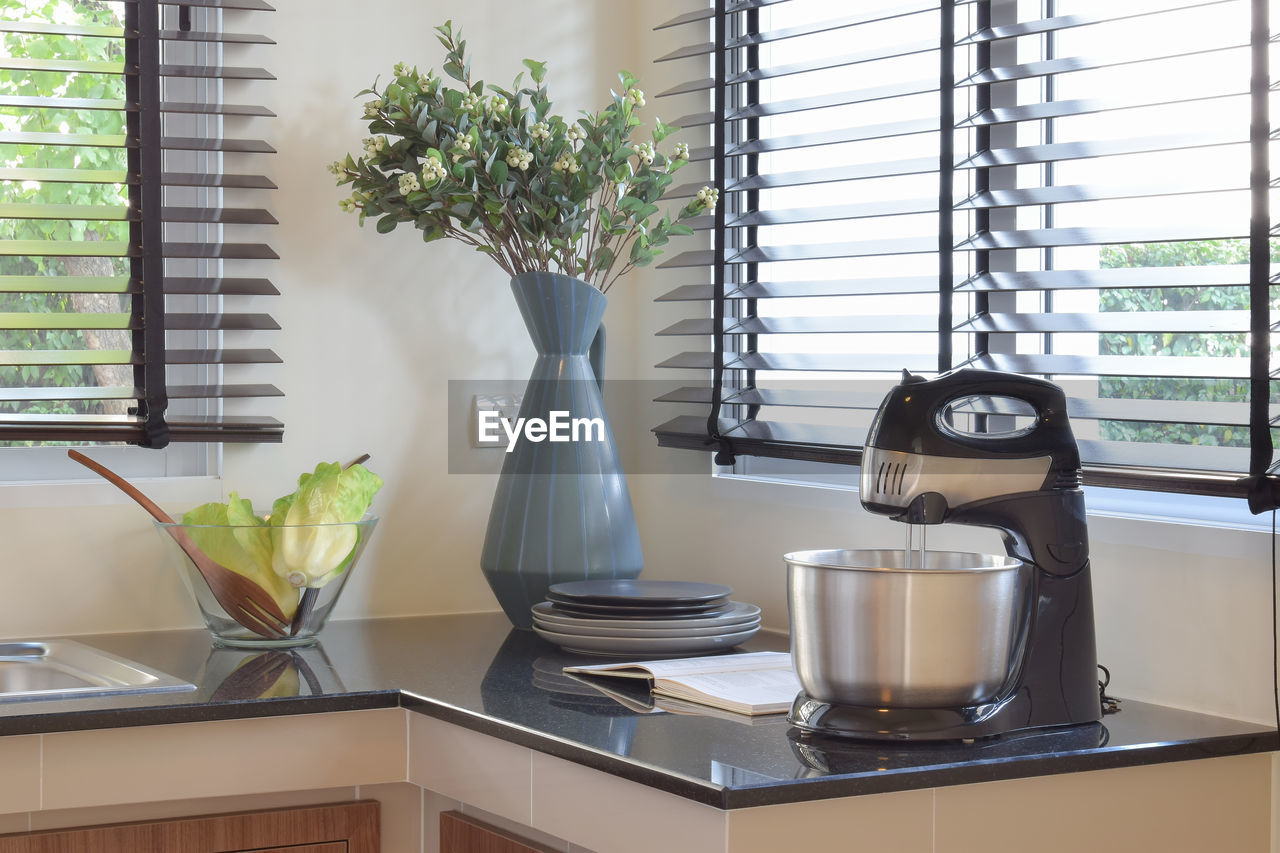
[532,600,761,630]
[546,598,730,618]
[547,580,734,606]
[534,615,761,639]
[532,624,761,657]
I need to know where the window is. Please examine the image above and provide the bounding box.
[0,0,282,472]
[652,0,1280,507]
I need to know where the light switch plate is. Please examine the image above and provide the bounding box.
[470,393,524,449]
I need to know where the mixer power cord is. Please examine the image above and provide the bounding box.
[1097,664,1121,715]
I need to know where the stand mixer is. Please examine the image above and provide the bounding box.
[787,368,1102,741]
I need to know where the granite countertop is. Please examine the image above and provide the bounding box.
[0,613,1275,809]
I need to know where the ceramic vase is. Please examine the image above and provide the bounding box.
[480,272,643,628]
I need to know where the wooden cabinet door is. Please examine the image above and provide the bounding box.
[439,811,559,853]
[0,800,378,853]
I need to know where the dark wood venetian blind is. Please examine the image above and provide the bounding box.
[0,0,282,446]
[651,0,1280,508]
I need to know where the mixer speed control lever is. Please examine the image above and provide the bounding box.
[896,492,949,525]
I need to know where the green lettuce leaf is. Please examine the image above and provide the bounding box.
[181,498,299,619]
[269,462,383,588]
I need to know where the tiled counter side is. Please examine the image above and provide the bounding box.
[0,614,1273,853]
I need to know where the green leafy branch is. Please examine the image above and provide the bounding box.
[329,21,713,293]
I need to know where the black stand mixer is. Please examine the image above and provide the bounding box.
[787,368,1102,741]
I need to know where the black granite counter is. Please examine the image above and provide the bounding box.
[0,613,1274,809]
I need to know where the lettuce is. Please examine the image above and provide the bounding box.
[269,462,383,589]
[177,460,382,611]
[181,493,300,619]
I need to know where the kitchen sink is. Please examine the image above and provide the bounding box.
[0,640,195,703]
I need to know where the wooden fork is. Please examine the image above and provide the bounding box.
[68,450,291,639]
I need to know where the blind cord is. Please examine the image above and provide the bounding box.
[1272,509,1278,732]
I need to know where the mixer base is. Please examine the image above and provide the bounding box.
[789,691,1032,741]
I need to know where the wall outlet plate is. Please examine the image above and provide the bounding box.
[470,393,524,449]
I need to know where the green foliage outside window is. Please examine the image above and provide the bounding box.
[1098,239,1280,447]
[0,0,130,422]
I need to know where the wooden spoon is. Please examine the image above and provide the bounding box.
[67,450,290,639]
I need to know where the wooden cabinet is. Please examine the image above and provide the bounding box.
[440,811,559,853]
[0,800,378,853]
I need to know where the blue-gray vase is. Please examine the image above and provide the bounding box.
[480,272,643,628]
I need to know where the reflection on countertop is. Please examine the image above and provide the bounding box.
[0,613,1274,808]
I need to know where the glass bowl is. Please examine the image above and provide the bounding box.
[155,514,378,648]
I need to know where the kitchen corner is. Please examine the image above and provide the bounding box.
[3,0,1280,851]
[0,614,1272,853]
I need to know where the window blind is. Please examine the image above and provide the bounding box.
[0,0,281,447]
[651,0,1280,506]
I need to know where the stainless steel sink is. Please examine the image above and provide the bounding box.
[0,640,195,702]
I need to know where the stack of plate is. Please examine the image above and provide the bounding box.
[531,580,762,656]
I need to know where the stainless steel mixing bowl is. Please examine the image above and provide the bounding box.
[785,549,1031,708]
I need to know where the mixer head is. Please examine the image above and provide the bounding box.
[860,368,1081,525]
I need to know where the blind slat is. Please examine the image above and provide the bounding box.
[159,30,274,44]
[657,39,938,96]
[657,276,945,302]
[0,348,281,367]
[657,386,1259,427]
[143,0,276,10]
[0,20,123,37]
[658,351,940,372]
[163,277,279,295]
[161,207,278,224]
[654,0,838,31]
[0,240,133,258]
[959,91,1246,127]
[727,118,939,158]
[158,64,274,80]
[160,137,276,153]
[0,203,132,221]
[0,276,279,295]
[961,266,1259,291]
[957,310,1250,334]
[162,172,278,188]
[0,242,279,260]
[956,224,1246,250]
[0,95,274,116]
[956,180,1243,209]
[162,242,280,260]
[0,276,136,293]
[955,132,1240,169]
[654,416,1258,487]
[658,315,942,335]
[0,131,127,148]
[970,353,1251,380]
[957,43,1246,87]
[662,236,938,268]
[669,157,937,200]
[0,57,123,74]
[0,167,130,184]
[0,384,282,402]
[958,0,1238,44]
